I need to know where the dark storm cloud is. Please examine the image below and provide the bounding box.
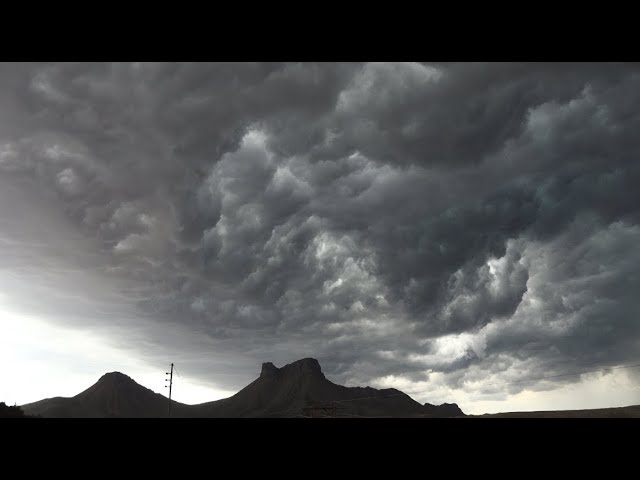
[2,62,640,400]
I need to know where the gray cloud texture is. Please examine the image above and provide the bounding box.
[1,62,640,403]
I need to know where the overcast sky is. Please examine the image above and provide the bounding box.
[1,62,639,414]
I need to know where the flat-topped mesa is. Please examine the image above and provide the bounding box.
[260,362,280,379]
[282,358,324,378]
[423,402,464,417]
[260,358,325,380]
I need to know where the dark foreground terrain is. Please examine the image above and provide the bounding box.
[473,404,640,418]
[19,358,640,418]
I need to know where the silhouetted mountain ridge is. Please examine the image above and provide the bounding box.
[21,371,188,418]
[21,358,464,418]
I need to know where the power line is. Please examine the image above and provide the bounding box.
[164,363,174,418]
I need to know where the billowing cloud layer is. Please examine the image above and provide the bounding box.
[2,62,640,410]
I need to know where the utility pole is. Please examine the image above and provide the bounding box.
[165,363,174,418]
